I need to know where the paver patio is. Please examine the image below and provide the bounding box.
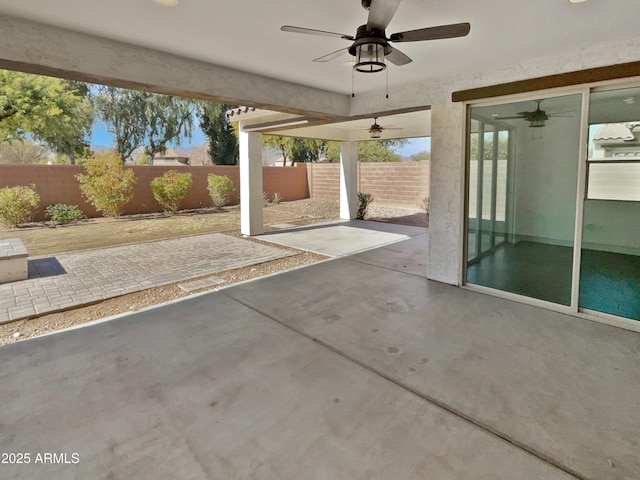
[0,233,294,323]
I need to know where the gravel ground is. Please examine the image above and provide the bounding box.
[0,199,427,346]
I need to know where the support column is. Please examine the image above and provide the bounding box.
[239,128,264,236]
[427,102,465,285]
[339,141,358,220]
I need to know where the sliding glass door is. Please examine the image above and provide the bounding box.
[580,87,640,320]
[466,94,583,306]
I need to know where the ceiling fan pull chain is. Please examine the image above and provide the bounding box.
[386,63,389,99]
[352,67,355,98]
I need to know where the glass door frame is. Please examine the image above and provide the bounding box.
[462,87,591,315]
[463,82,640,332]
[467,118,514,265]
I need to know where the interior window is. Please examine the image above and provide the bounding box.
[587,121,640,201]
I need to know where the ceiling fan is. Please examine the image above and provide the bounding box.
[492,100,572,128]
[362,117,402,138]
[281,0,470,74]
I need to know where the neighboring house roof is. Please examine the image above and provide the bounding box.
[153,148,190,166]
[156,148,189,159]
[226,106,257,120]
[593,123,635,141]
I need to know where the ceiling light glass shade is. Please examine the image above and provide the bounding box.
[153,0,179,6]
[354,43,386,73]
[529,119,546,128]
[369,126,382,138]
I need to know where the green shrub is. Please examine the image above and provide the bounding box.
[420,196,430,215]
[45,203,85,225]
[150,170,193,214]
[76,151,136,218]
[356,192,373,220]
[207,174,235,210]
[0,184,40,227]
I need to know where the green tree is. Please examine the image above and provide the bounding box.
[357,141,401,162]
[95,87,195,164]
[0,70,93,164]
[37,80,93,164]
[198,103,238,165]
[290,138,325,164]
[469,132,509,161]
[263,136,326,166]
[144,94,194,165]
[324,139,406,163]
[263,135,293,166]
[94,86,146,163]
[410,150,431,161]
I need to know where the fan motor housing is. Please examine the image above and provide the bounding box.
[348,25,393,57]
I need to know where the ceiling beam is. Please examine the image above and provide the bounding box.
[452,61,640,102]
[0,14,351,118]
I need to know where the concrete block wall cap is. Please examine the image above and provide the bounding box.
[0,239,28,258]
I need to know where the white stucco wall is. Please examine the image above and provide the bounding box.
[427,103,465,285]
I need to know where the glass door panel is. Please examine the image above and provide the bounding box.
[466,94,583,305]
[467,121,509,263]
[581,87,640,320]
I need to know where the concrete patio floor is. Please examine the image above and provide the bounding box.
[0,222,638,480]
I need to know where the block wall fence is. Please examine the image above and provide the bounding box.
[0,164,308,221]
[0,161,429,220]
[306,161,430,208]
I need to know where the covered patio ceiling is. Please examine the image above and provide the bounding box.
[0,0,634,97]
[227,108,432,141]
[1,0,640,126]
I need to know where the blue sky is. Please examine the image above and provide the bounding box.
[91,121,206,149]
[397,137,430,156]
[91,121,430,155]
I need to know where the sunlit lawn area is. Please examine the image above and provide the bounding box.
[0,201,334,256]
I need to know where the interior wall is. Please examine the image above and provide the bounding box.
[582,201,640,255]
[512,109,582,245]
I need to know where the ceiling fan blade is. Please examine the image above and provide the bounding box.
[390,22,470,42]
[367,0,402,31]
[281,25,354,41]
[386,47,412,66]
[313,47,351,63]
[493,116,526,120]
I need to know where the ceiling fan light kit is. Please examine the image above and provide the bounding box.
[353,39,387,73]
[369,121,383,138]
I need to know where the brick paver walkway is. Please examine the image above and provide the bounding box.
[0,233,294,323]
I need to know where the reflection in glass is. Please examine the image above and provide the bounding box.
[466,95,582,305]
[580,87,640,320]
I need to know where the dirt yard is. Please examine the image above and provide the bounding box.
[0,199,427,345]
